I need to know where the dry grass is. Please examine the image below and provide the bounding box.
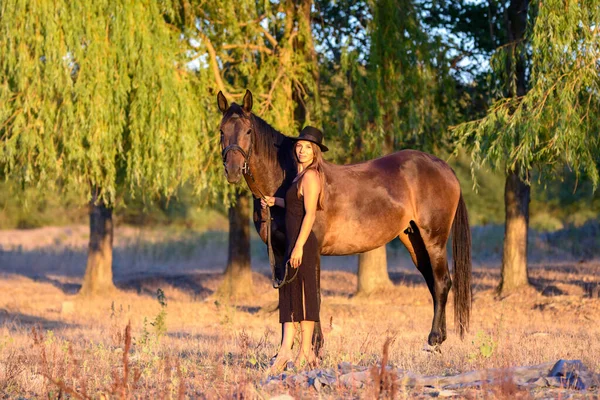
[0,226,599,398]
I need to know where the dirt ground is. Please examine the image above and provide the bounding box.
[0,225,599,398]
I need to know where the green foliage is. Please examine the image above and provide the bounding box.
[453,0,600,187]
[0,181,86,229]
[151,288,168,338]
[138,288,168,350]
[469,330,497,361]
[0,0,222,206]
[192,0,320,133]
[321,0,462,163]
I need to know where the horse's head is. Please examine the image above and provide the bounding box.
[217,90,254,184]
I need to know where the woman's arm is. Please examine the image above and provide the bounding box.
[261,196,285,208]
[289,170,320,268]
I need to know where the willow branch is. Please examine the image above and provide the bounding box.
[259,26,278,48]
[197,32,229,97]
[260,66,286,114]
[222,44,273,55]
[240,14,267,27]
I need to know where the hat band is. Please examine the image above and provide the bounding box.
[298,134,322,145]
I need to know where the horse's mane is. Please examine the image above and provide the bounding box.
[251,113,297,184]
[223,103,296,184]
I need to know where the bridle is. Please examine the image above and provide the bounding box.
[220,116,297,288]
[221,125,253,178]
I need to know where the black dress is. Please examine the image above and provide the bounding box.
[279,180,321,323]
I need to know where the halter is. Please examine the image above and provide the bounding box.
[221,142,252,177]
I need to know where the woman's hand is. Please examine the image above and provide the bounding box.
[289,245,303,268]
[261,196,276,208]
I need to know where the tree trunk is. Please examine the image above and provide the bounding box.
[218,191,253,299]
[80,192,116,296]
[498,0,531,297]
[356,246,393,296]
[498,170,531,295]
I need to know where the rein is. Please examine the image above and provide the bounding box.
[221,117,298,289]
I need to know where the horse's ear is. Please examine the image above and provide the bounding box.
[243,89,253,113]
[217,91,228,114]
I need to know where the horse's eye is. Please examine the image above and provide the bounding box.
[246,128,252,135]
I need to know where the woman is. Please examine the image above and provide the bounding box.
[261,126,328,372]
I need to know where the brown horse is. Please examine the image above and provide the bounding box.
[218,90,471,346]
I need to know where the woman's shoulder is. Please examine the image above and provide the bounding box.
[303,169,319,179]
[301,169,321,186]
[300,169,321,193]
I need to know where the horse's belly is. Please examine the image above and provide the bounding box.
[319,215,404,256]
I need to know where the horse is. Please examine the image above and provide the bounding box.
[217,89,472,347]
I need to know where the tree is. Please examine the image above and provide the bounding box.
[191,0,321,298]
[217,189,253,299]
[0,0,213,295]
[318,0,460,295]
[453,0,600,295]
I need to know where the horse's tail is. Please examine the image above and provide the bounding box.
[452,192,472,339]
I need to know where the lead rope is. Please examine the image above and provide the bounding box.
[265,205,296,289]
[249,182,298,289]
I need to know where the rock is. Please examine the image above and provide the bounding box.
[339,361,353,374]
[438,389,460,397]
[266,359,600,394]
[269,395,294,400]
[339,370,372,389]
[288,374,308,387]
[548,360,588,390]
[316,372,336,387]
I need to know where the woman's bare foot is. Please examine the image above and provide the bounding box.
[268,348,294,375]
[295,349,318,369]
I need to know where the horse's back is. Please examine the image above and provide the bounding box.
[325,149,459,192]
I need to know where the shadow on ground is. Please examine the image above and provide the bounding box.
[0,310,79,331]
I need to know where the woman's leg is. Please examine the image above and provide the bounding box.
[270,322,296,373]
[281,322,296,351]
[297,320,317,366]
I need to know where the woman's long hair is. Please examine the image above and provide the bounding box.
[294,142,325,210]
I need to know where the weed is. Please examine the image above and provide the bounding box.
[151,288,168,339]
[369,336,398,399]
[469,330,497,362]
[237,328,272,370]
[138,288,168,351]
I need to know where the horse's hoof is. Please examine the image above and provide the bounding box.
[428,332,445,346]
[422,343,441,354]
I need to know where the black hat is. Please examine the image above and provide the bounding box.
[291,126,329,152]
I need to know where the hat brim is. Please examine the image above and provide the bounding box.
[290,137,329,152]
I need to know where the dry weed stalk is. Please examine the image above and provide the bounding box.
[31,326,91,400]
[109,321,142,399]
[177,362,186,400]
[483,368,532,400]
[0,347,26,392]
[369,337,398,399]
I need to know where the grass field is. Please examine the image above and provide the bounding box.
[0,225,599,398]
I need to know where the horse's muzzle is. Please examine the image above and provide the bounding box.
[223,163,243,183]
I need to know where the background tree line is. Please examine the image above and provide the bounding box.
[1,0,598,298]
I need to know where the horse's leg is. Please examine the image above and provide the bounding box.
[423,242,452,345]
[312,256,324,356]
[399,221,451,346]
[271,228,287,282]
